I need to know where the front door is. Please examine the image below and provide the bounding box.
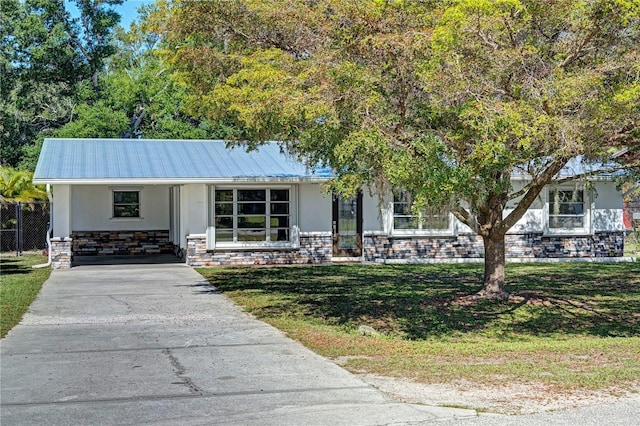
[332,191,363,257]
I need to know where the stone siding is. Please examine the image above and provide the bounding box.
[186,233,332,266]
[522,232,625,258]
[50,237,72,269]
[364,234,484,261]
[71,230,173,256]
[365,232,625,262]
[186,231,624,267]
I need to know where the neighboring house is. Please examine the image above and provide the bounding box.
[33,138,626,269]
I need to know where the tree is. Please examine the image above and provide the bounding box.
[164,0,639,298]
[0,0,123,168]
[3,0,224,171]
[0,167,46,203]
[47,8,221,141]
[95,19,220,140]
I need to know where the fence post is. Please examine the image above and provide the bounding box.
[17,202,23,256]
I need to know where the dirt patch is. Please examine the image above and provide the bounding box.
[356,374,639,415]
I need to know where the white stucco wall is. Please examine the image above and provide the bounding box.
[294,181,622,235]
[296,184,384,233]
[52,184,72,238]
[71,185,170,231]
[185,184,207,235]
[505,181,623,234]
[592,181,624,232]
[298,183,332,232]
[363,190,384,232]
[64,179,622,244]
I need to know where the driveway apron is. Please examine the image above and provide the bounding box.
[1,263,475,425]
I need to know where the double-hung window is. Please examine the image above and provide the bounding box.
[113,190,140,218]
[213,188,291,245]
[546,187,589,234]
[392,191,454,235]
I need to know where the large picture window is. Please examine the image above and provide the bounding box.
[392,191,452,234]
[214,188,291,243]
[547,188,587,232]
[113,190,140,218]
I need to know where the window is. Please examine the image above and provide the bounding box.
[213,188,291,244]
[113,191,140,218]
[392,191,452,235]
[547,187,589,233]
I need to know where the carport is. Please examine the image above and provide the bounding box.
[32,139,200,268]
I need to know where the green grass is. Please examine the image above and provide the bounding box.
[625,234,639,257]
[1,254,51,338]
[197,263,640,392]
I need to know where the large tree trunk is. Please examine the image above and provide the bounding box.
[479,234,509,300]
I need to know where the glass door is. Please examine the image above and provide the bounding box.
[332,191,363,257]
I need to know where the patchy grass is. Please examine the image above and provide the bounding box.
[626,230,640,256]
[0,254,51,338]
[197,263,640,393]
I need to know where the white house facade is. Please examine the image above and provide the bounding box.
[33,139,626,269]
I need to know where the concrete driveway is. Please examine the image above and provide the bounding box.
[1,263,475,425]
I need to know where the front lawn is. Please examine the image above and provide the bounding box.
[197,263,640,395]
[0,254,51,338]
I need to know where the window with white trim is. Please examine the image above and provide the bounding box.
[392,191,453,235]
[546,186,590,234]
[113,190,140,218]
[214,188,291,243]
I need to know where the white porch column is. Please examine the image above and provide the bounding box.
[185,184,207,247]
[50,184,72,268]
[52,184,72,238]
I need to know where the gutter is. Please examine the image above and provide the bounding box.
[31,177,334,185]
[33,184,52,269]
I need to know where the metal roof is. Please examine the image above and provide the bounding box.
[33,138,618,185]
[512,156,622,180]
[33,139,334,184]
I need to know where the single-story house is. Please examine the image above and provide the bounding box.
[33,138,626,269]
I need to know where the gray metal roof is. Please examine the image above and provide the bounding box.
[33,139,334,183]
[512,156,623,179]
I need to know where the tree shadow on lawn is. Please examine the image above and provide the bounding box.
[202,263,640,339]
[0,257,34,275]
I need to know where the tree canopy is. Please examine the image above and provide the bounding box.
[163,0,640,297]
[0,166,46,203]
[2,0,221,170]
[1,0,124,167]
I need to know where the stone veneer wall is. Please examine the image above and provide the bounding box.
[364,232,625,262]
[187,231,624,266]
[50,237,72,269]
[71,230,173,256]
[186,233,332,266]
[363,234,484,261]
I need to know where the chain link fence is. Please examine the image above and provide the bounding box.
[624,193,640,256]
[1,202,50,254]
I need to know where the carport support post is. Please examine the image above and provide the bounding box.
[50,237,72,269]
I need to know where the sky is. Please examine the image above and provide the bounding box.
[65,0,155,29]
[114,0,155,28]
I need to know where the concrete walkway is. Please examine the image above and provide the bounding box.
[1,263,476,425]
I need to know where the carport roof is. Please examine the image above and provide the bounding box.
[33,139,334,184]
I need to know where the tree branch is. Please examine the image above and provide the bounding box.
[477,28,500,50]
[475,13,500,50]
[559,27,599,69]
[501,16,517,48]
[451,205,478,233]
[552,164,628,185]
[499,157,569,232]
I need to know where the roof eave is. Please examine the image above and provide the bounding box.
[509,174,616,182]
[32,177,333,185]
